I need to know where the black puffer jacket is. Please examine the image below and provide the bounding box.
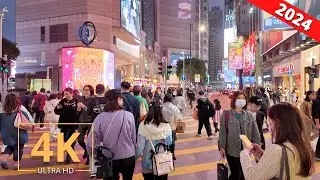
[197,97,215,120]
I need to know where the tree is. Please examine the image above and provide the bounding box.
[2,37,20,59]
[176,57,207,85]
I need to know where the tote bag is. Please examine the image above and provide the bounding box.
[192,108,198,120]
[144,126,174,176]
[176,121,186,133]
[14,111,33,130]
[217,160,228,180]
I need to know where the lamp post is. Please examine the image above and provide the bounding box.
[189,23,206,88]
[0,7,8,102]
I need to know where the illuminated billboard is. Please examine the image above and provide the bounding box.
[62,47,115,90]
[243,33,256,73]
[178,1,192,19]
[263,0,300,31]
[222,59,237,83]
[228,41,243,70]
[121,0,141,39]
[224,27,237,58]
[170,53,191,67]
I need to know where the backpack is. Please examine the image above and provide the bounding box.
[140,101,147,121]
[91,97,105,122]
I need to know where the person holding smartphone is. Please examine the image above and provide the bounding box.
[240,103,314,180]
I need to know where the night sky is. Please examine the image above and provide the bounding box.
[0,0,16,41]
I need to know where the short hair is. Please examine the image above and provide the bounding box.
[198,91,204,96]
[230,91,247,109]
[25,91,30,95]
[64,88,73,94]
[121,81,131,90]
[177,90,183,96]
[49,93,57,100]
[163,93,173,103]
[40,88,45,93]
[133,85,142,95]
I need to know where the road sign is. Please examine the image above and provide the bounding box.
[181,74,186,81]
[195,74,200,83]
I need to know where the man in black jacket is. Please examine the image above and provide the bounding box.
[196,91,215,140]
[121,82,140,130]
[248,96,265,150]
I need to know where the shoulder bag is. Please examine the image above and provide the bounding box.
[144,125,175,176]
[14,108,34,130]
[273,145,290,180]
[95,111,125,179]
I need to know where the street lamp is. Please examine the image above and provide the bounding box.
[199,25,206,32]
[0,7,8,102]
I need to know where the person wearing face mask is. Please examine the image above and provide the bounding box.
[218,91,260,180]
[240,103,314,180]
[87,89,136,180]
[248,96,265,150]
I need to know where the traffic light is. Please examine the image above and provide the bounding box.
[0,58,10,73]
[306,66,318,78]
[167,65,172,76]
[158,62,163,75]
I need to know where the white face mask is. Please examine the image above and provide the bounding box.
[235,99,246,108]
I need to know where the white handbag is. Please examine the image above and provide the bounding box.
[144,126,174,176]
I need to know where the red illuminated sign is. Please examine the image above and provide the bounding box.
[278,63,294,73]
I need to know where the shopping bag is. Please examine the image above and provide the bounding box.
[14,111,33,130]
[217,160,229,180]
[176,121,186,133]
[152,143,174,176]
[192,108,198,120]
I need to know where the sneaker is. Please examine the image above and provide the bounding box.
[1,161,8,169]
[89,173,96,178]
[196,134,201,137]
[208,135,214,140]
[13,165,20,170]
[1,145,6,153]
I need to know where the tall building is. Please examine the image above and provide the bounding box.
[159,0,199,74]
[15,0,150,91]
[0,0,16,41]
[199,0,209,62]
[208,6,224,86]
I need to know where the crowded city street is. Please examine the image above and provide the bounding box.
[0,93,319,180]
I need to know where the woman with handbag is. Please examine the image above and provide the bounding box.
[0,94,32,170]
[136,100,173,180]
[240,103,314,180]
[162,93,182,160]
[86,89,136,180]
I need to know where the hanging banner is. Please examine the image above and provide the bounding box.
[228,41,243,70]
[178,1,192,19]
[248,0,320,42]
[243,33,256,73]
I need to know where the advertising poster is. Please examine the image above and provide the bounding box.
[243,33,256,73]
[178,0,192,19]
[121,0,141,39]
[224,27,237,58]
[228,41,243,70]
[263,0,301,31]
[222,59,237,83]
[170,53,191,67]
[242,76,255,85]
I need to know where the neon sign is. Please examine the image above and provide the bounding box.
[278,63,294,73]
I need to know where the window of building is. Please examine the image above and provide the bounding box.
[204,6,207,11]
[49,24,68,43]
[204,49,207,52]
[203,40,207,44]
[41,26,45,43]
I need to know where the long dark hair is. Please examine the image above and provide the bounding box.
[304,91,315,102]
[144,100,167,127]
[84,85,94,96]
[214,99,221,110]
[4,94,19,115]
[268,103,314,176]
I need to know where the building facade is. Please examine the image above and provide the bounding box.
[15,0,156,91]
[159,0,199,78]
[208,6,223,85]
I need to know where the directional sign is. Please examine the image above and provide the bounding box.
[195,74,200,83]
[181,74,186,81]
